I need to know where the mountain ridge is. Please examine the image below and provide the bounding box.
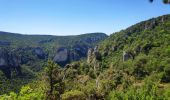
[0,14,170,99]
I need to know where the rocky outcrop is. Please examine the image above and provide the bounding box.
[123,51,131,61]
[69,44,89,62]
[93,46,102,61]
[112,46,117,52]
[53,47,70,67]
[9,53,22,76]
[73,44,88,57]
[87,46,102,71]
[33,47,46,59]
[87,48,94,64]
[123,51,134,61]
[54,44,91,67]
[0,48,21,78]
[0,49,10,78]
[87,46,102,63]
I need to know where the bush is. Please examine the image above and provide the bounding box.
[0,85,45,100]
[61,90,86,100]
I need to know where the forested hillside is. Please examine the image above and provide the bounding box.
[0,14,170,99]
[0,32,108,95]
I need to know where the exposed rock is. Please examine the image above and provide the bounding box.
[93,46,102,61]
[0,49,8,67]
[55,45,101,67]
[33,47,46,59]
[9,53,22,76]
[73,44,88,57]
[87,48,93,64]
[0,49,11,78]
[112,46,117,52]
[53,47,69,67]
[0,32,108,69]
[94,45,98,52]
[123,51,132,61]
[69,44,89,62]
[87,46,102,64]
[87,46,102,73]
[0,48,21,78]
[161,16,164,23]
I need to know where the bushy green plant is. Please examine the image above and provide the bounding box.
[61,90,86,100]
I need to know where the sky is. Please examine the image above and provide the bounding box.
[0,0,169,36]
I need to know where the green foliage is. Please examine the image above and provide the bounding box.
[45,60,65,100]
[1,15,170,100]
[108,75,162,100]
[0,85,45,100]
[0,67,36,95]
[61,90,86,100]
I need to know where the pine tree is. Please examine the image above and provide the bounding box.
[45,60,65,100]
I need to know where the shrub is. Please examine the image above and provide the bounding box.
[61,90,86,100]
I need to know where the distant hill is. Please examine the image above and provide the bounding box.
[0,32,108,94]
[0,31,108,75]
[0,14,170,99]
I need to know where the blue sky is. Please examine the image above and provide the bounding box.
[0,0,169,35]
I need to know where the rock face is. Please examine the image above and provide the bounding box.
[54,44,91,67]
[87,48,94,64]
[9,53,22,75]
[123,51,132,61]
[73,44,88,57]
[93,46,102,61]
[0,49,10,78]
[33,47,46,59]
[87,46,102,71]
[0,49,21,78]
[53,47,70,67]
[87,46,102,64]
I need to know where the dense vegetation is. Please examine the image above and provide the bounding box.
[0,14,170,99]
[0,32,107,95]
